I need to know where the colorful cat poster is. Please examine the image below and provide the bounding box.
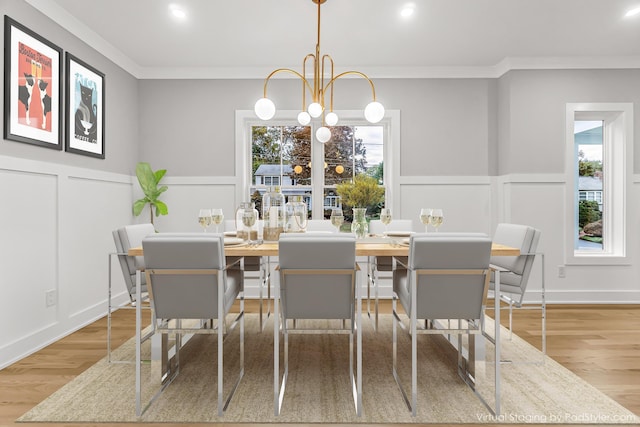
[4,16,62,149]
[17,42,53,131]
[65,53,105,158]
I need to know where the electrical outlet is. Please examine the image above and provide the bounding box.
[558,265,566,278]
[45,289,57,307]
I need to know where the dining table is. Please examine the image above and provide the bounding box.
[127,239,519,257]
[129,235,519,416]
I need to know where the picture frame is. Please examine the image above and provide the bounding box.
[3,16,63,150]
[65,52,105,159]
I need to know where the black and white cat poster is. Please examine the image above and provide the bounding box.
[65,52,105,158]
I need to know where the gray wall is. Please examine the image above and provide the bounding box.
[0,0,139,174]
[498,69,640,175]
[138,78,495,177]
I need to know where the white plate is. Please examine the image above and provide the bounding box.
[224,237,245,246]
[384,231,414,237]
[224,231,237,237]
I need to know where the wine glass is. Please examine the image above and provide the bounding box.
[330,208,344,233]
[242,209,257,242]
[211,208,224,233]
[380,208,392,235]
[419,208,432,232]
[198,209,212,232]
[430,208,444,232]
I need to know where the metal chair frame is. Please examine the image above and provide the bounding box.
[274,266,362,417]
[392,258,500,417]
[107,251,154,363]
[135,257,244,417]
[486,251,546,361]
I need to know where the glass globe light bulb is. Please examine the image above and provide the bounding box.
[316,126,331,143]
[364,101,385,123]
[297,111,311,126]
[255,98,276,120]
[325,112,338,126]
[308,102,323,118]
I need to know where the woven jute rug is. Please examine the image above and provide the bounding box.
[17,314,639,424]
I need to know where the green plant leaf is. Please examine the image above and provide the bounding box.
[154,169,167,184]
[133,199,149,216]
[135,162,156,196]
[133,162,169,219]
[154,200,168,215]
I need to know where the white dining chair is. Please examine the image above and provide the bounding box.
[109,223,155,363]
[392,233,497,416]
[487,223,545,359]
[139,233,244,417]
[274,233,361,416]
[225,219,272,330]
[367,219,413,330]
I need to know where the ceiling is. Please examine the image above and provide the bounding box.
[25,0,640,79]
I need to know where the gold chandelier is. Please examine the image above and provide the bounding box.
[254,0,384,143]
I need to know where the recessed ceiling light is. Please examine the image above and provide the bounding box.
[169,4,187,19]
[400,3,415,18]
[625,6,640,17]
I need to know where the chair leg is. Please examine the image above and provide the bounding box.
[275,327,288,416]
[509,301,513,340]
[391,294,413,415]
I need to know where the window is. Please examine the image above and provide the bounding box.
[322,125,385,219]
[565,103,633,264]
[250,125,311,216]
[236,110,399,222]
[263,176,280,186]
[575,120,603,251]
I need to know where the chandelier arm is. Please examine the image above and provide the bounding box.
[302,54,315,111]
[322,54,335,113]
[262,68,314,99]
[323,70,378,102]
[314,0,322,102]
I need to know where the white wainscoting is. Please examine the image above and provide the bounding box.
[2,164,638,369]
[0,155,134,369]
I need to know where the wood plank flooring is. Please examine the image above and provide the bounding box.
[0,301,638,427]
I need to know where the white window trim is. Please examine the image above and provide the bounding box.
[235,109,400,219]
[565,103,633,265]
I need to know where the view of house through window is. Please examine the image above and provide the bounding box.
[250,124,385,224]
[575,120,604,251]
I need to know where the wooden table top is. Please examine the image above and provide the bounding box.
[128,240,519,257]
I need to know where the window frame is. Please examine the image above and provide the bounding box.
[236,110,400,219]
[565,103,633,265]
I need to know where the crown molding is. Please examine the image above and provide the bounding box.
[24,0,143,77]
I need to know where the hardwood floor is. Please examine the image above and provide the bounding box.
[0,301,638,427]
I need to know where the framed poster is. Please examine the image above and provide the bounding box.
[3,16,63,149]
[65,52,105,159]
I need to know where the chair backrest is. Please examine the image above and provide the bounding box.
[278,233,356,320]
[490,223,541,293]
[142,234,226,319]
[369,219,414,234]
[112,223,155,298]
[408,234,492,320]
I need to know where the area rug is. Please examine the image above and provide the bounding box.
[18,314,639,424]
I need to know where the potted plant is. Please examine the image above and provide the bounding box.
[335,174,384,238]
[133,162,168,225]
